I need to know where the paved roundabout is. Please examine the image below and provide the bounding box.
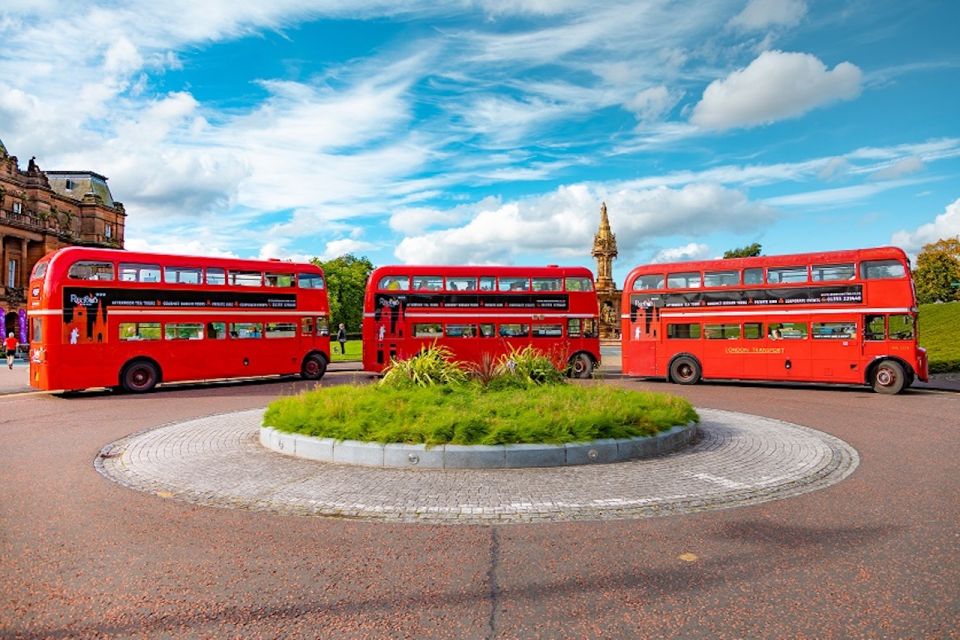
[95,407,859,524]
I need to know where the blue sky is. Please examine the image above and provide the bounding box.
[1,0,958,285]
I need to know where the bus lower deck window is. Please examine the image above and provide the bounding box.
[667,323,701,339]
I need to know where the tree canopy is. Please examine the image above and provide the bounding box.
[723,242,762,259]
[313,254,374,334]
[914,237,960,304]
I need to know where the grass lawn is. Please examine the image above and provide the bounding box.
[919,301,960,372]
[329,339,362,362]
[264,383,698,445]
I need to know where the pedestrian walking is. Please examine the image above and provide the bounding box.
[5,332,18,370]
[336,323,347,355]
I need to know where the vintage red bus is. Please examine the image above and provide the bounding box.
[621,246,928,394]
[27,247,332,393]
[362,265,601,377]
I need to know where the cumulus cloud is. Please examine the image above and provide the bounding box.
[728,0,807,31]
[650,243,711,264]
[318,238,377,261]
[690,50,862,130]
[394,183,775,265]
[891,198,960,255]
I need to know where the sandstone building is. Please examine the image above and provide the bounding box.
[0,138,126,341]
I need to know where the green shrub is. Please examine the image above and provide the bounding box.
[489,345,566,389]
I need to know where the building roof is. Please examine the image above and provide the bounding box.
[45,171,115,207]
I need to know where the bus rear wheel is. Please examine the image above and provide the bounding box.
[121,360,159,393]
[301,353,328,380]
[568,353,594,379]
[669,356,701,385]
[871,359,905,394]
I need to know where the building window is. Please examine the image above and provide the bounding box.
[105,224,112,239]
[12,202,22,215]
[65,179,75,190]
[7,260,16,288]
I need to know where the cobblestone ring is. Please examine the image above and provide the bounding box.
[96,408,859,524]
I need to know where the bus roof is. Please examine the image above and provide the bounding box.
[370,264,595,278]
[624,246,908,283]
[38,246,323,275]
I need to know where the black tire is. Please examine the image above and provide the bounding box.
[871,359,905,394]
[121,360,159,393]
[568,353,594,379]
[301,353,327,380]
[669,356,701,385]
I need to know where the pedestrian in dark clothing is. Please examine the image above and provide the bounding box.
[336,323,347,354]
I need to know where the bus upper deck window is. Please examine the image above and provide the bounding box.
[667,272,701,289]
[860,260,906,279]
[31,262,48,280]
[298,273,325,289]
[767,266,808,284]
[812,264,855,281]
[532,277,562,291]
[205,268,225,285]
[120,264,161,282]
[265,273,295,287]
[67,261,114,281]
[499,277,529,292]
[446,277,476,291]
[743,268,763,285]
[378,275,408,290]
[413,276,443,291]
[703,270,738,287]
[479,277,495,291]
[633,275,664,290]
[164,267,202,284]
[230,271,262,287]
[565,277,593,291]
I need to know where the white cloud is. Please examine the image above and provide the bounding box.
[690,50,862,130]
[728,0,807,31]
[318,238,377,261]
[892,198,960,255]
[650,243,711,264]
[626,85,680,122]
[869,156,924,181]
[394,183,775,264]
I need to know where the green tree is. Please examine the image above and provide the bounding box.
[913,237,960,304]
[313,254,374,335]
[723,242,762,259]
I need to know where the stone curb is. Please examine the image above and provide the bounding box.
[259,421,698,469]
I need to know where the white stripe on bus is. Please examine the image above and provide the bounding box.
[619,307,914,319]
[363,312,596,319]
[29,309,328,316]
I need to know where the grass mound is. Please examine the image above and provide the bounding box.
[919,301,960,373]
[264,384,697,446]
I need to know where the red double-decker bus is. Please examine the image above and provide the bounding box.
[621,246,928,394]
[362,265,601,377]
[27,247,332,393]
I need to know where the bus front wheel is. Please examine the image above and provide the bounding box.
[121,360,160,393]
[569,353,594,379]
[669,356,701,385]
[301,353,328,380]
[871,360,905,394]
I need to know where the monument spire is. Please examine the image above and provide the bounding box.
[592,201,618,291]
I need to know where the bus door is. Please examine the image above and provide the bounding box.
[765,321,812,380]
[810,319,859,383]
[626,294,659,375]
[373,293,407,365]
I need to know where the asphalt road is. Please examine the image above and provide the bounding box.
[1,370,958,639]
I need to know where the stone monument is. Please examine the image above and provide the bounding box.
[592,202,622,339]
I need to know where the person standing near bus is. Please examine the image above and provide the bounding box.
[5,332,18,369]
[337,323,347,354]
